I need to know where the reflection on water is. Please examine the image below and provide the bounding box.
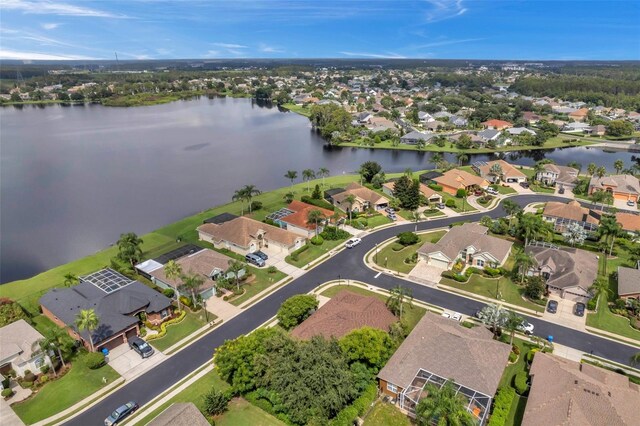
[1,98,636,282]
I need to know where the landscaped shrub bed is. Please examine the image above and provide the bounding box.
[290,244,310,262]
[487,387,515,426]
[513,371,529,395]
[428,183,443,191]
[320,227,350,240]
[397,232,419,246]
[310,235,324,245]
[84,352,106,370]
[146,310,187,341]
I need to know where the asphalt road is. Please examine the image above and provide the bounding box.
[66,194,639,426]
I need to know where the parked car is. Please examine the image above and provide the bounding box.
[388,213,397,221]
[254,250,268,260]
[345,238,362,249]
[451,312,462,322]
[628,200,636,207]
[128,336,154,359]
[558,187,565,194]
[104,401,138,426]
[574,302,586,317]
[519,181,530,189]
[518,321,535,335]
[245,253,265,267]
[547,300,558,314]
[474,189,483,196]
[486,187,498,195]
[385,207,395,214]
[441,312,451,319]
[436,202,445,209]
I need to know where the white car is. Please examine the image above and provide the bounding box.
[441,312,451,319]
[518,321,535,335]
[452,313,462,322]
[486,188,498,195]
[345,238,362,249]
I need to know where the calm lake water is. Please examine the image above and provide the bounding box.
[1,97,636,283]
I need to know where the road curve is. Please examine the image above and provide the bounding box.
[65,194,639,426]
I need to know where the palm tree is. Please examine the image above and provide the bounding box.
[386,286,413,319]
[226,260,246,291]
[599,213,622,258]
[490,163,503,183]
[587,162,597,177]
[32,327,72,375]
[477,303,508,337]
[502,199,522,229]
[302,169,316,193]
[242,185,261,214]
[515,251,535,284]
[430,152,444,170]
[595,166,606,179]
[590,278,612,300]
[284,170,298,189]
[116,232,144,268]
[283,191,294,204]
[164,260,183,310]
[232,187,247,215]
[75,309,99,352]
[504,310,524,345]
[344,194,357,222]
[63,272,77,287]
[306,209,326,237]
[180,272,204,307]
[614,159,624,174]
[317,167,330,187]
[415,380,476,426]
[330,211,342,230]
[455,152,468,166]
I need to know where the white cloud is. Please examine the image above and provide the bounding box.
[212,42,247,49]
[3,0,126,18]
[259,43,283,53]
[41,23,60,30]
[340,51,406,59]
[409,38,483,50]
[0,48,96,60]
[205,50,221,57]
[424,0,467,22]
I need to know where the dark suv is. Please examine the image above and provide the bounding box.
[574,302,586,317]
[547,300,558,314]
[128,336,154,358]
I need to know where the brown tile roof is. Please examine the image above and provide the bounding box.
[589,174,640,196]
[197,216,303,248]
[569,107,589,117]
[417,223,513,263]
[333,182,389,205]
[615,212,640,232]
[290,290,397,340]
[475,160,527,180]
[543,201,599,225]
[617,266,640,297]
[481,119,512,129]
[525,246,598,292]
[377,312,510,396]
[522,353,640,426]
[149,249,233,290]
[433,169,489,191]
[280,201,334,230]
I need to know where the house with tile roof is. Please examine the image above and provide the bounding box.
[542,200,599,232]
[525,245,599,302]
[330,182,389,212]
[568,107,589,122]
[197,216,306,256]
[522,352,640,426]
[617,265,640,300]
[615,212,640,234]
[432,169,490,195]
[536,164,580,189]
[269,200,335,238]
[472,160,527,183]
[0,320,54,377]
[377,312,510,424]
[291,290,397,340]
[589,174,640,203]
[481,119,512,130]
[417,223,513,271]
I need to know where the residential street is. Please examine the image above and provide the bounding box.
[65,194,640,426]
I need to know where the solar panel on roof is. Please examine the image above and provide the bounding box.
[81,268,133,294]
[153,244,203,264]
[266,208,295,221]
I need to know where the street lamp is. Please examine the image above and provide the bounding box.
[338,274,341,285]
[203,299,209,323]
[496,276,501,299]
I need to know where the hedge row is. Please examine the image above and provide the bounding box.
[329,383,377,426]
[514,371,529,395]
[146,310,187,341]
[488,387,515,426]
[289,244,310,262]
[301,195,335,211]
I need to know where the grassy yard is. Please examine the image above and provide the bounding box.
[439,192,477,213]
[493,184,517,195]
[320,285,426,332]
[149,310,209,352]
[227,266,288,306]
[285,238,347,268]
[2,171,422,316]
[529,182,556,193]
[280,102,311,117]
[373,230,446,274]
[362,400,411,426]
[135,368,283,426]
[13,353,120,425]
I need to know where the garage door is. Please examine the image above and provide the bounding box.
[97,334,126,352]
[428,257,449,269]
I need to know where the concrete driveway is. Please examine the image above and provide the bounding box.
[107,344,167,380]
[409,260,446,285]
[613,198,638,212]
[263,248,304,277]
[505,182,533,194]
[542,296,586,331]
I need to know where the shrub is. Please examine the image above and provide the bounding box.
[222,295,229,301]
[301,195,335,211]
[465,267,480,277]
[397,231,419,246]
[445,198,456,208]
[203,388,230,415]
[267,265,277,274]
[512,344,521,355]
[320,227,350,241]
[21,381,33,389]
[514,371,529,395]
[2,388,14,398]
[311,184,322,200]
[163,288,175,298]
[456,188,467,198]
[428,183,443,191]
[461,321,475,328]
[40,365,50,375]
[357,218,368,227]
[329,383,377,426]
[179,295,192,308]
[146,310,187,341]
[487,387,515,426]
[310,235,324,245]
[0,300,30,327]
[484,267,502,277]
[1,377,9,389]
[84,352,106,370]
[250,201,263,211]
[277,295,318,330]
[614,298,627,310]
[39,375,49,384]
[23,371,36,382]
[508,352,517,363]
[289,244,309,261]
[526,349,539,363]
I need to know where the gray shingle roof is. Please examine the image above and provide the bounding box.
[525,246,598,292]
[148,403,210,426]
[617,266,640,297]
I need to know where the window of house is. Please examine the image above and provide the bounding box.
[161,309,169,319]
[387,383,398,393]
[35,357,45,368]
[476,259,485,267]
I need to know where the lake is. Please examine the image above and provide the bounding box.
[0,97,636,283]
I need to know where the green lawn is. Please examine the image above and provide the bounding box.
[529,182,556,193]
[363,400,410,426]
[13,353,120,425]
[439,192,477,213]
[227,266,288,306]
[320,285,426,332]
[285,238,347,268]
[280,103,311,117]
[149,310,208,352]
[31,314,59,336]
[493,185,517,195]
[366,214,393,229]
[135,368,282,426]
[373,231,447,274]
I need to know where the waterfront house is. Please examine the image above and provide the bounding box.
[0,320,54,377]
[400,131,435,145]
[588,174,640,203]
[536,164,579,189]
[268,200,335,238]
[472,160,527,183]
[432,169,489,195]
[477,128,501,142]
[197,216,306,256]
[562,122,591,133]
[377,313,510,424]
[417,223,513,271]
[382,181,442,204]
[542,200,599,232]
[330,182,389,212]
[40,268,173,351]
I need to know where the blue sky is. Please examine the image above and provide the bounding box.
[1,0,639,61]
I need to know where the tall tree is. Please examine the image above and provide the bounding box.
[386,286,413,320]
[358,161,382,183]
[477,303,508,337]
[32,327,73,375]
[232,188,247,216]
[181,272,204,306]
[75,308,99,352]
[116,232,144,268]
[415,380,476,426]
[502,199,522,229]
[241,185,261,214]
[504,310,524,345]
[430,152,444,169]
[595,166,607,179]
[515,251,536,284]
[164,260,183,310]
[302,169,316,193]
[599,213,622,258]
[63,272,77,287]
[587,162,597,177]
[614,159,624,174]
[284,170,298,189]
[306,209,326,237]
[562,222,588,247]
[455,152,469,166]
[490,163,504,183]
[226,260,246,292]
[317,167,330,187]
[344,194,357,222]
[516,213,550,246]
